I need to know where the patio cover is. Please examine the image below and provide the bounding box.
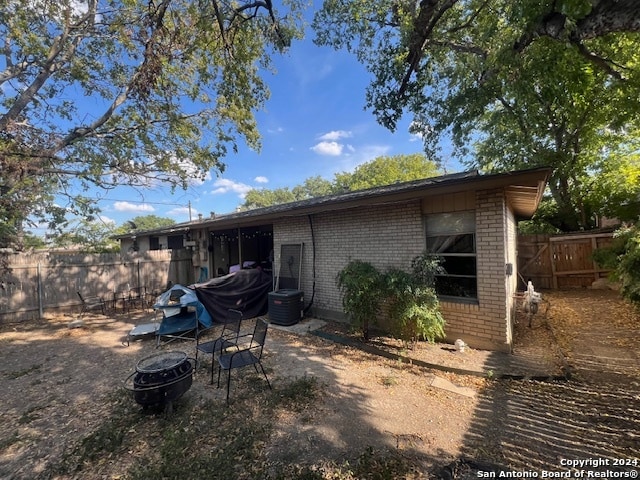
[190,269,273,321]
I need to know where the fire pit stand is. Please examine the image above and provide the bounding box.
[124,350,194,413]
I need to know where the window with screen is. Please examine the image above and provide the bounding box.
[425,211,477,300]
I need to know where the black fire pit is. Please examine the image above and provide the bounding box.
[124,351,194,411]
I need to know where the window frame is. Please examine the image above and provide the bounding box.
[424,211,478,302]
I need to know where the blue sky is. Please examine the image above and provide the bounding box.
[62,16,462,230]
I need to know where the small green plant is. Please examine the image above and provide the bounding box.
[336,260,383,340]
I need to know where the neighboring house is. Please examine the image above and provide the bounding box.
[116,167,550,352]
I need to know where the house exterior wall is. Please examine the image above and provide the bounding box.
[505,205,518,346]
[434,188,513,352]
[274,188,517,352]
[120,181,529,352]
[273,201,426,321]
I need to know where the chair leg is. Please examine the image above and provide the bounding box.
[210,353,216,385]
[258,362,272,390]
[226,369,232,404]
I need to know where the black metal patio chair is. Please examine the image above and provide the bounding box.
[216,317,271,404]
[77,291,107,319]
[195,309,248,384]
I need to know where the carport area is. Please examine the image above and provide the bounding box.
[209,224,273,277]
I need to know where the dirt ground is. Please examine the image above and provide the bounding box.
[0,289,638,479]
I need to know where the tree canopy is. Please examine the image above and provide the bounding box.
[313,0,640,231]
[42,214,176,251]
[241,153,442,209]
[112,214,176,235]
[0,0,304,248]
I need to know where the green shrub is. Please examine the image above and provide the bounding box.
[336,254,446,345]
[615,224,640,306]
[382,254,445,347]
[593,223,640,307]
[336,260,383,340]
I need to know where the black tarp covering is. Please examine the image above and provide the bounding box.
[190,269,273,321]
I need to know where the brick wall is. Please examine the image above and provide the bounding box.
[438,188,512,352]
[274,189,516,352]
[273,201,425,321]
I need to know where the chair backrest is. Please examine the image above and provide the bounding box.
[251,318,269,350]
[222,309,243,338]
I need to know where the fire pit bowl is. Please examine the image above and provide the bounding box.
[124,351,194,409]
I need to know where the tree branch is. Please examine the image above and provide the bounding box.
[574,42,625,80]
[399,0,459,96]
[0,1,97,132]
[514,0,640,51]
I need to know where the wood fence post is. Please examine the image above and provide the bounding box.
[37,262,44,319]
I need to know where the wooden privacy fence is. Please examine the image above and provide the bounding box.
[0,249,194,323]
[517,232,615,290]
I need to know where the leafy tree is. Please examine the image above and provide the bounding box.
[241,154,441,209]
[517,198,564,235]
[586,144,640,223]
[21,233,47,250]
[242,187,298,210]
[593,224,640,307]
[241,176,334,210]
[333,153,441,192]
[292,175,334,199]
[313,0,640,231]
[112,215,176,235]
[0,0,305,248]
[48,218,118,252]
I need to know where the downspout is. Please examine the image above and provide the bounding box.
[304,214,316,314]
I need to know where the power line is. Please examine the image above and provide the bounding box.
[92,197,189,207]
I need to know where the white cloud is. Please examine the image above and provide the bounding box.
[318,130,352,141]
[172,158,212,185]
[167,206,194,218]
[254,176,269,183]
[332,144,393,174]
[98,215,116,226]
[113,201,155,213]
[311,141,344,156]
[211,178,252,198]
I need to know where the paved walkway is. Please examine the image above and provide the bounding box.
[273,290,640,385]
[557,314,640,384]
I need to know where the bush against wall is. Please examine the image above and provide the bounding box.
[593,223,640,307]
[336,253,445,345]
[336,260,383,341]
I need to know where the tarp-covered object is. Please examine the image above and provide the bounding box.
[154,285,213,344]
[191,269,273,321]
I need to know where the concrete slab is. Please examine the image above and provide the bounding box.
[428,375,477,398]
[270,317,327,336]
